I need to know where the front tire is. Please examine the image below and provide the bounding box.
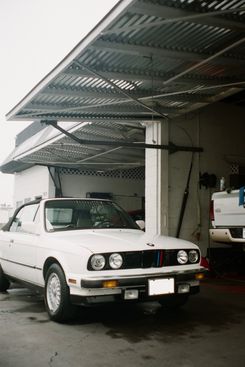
[44,264,77,322]
[0,264,10,292]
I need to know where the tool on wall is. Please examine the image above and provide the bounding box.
[199,172,217,189]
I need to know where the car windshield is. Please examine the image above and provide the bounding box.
[45,199,139,232]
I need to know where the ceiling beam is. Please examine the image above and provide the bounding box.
[23,103,179,115]
[43,87,143,100]
[14,113,157,122]
[64,66,245,88]
[110,3,245,33]
[22,159,144,168]
[93,40,244,66]
[44,83,211,103]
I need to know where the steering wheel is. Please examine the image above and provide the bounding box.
[93,221,111,228]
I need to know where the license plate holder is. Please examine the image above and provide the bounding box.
[148,278,175,296]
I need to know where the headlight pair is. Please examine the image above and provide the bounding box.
[177,250,199,264]
[90,253,123,271]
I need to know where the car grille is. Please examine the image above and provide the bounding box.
[122,249,197,269]
[88,249,200,270]
[229,228,243,239]
[123,250,164,268]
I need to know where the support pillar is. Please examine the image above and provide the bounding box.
[145,120,169,236]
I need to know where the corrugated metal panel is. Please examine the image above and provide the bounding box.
[3,0,245,171]
[1,121,145,173]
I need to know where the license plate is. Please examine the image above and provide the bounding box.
[243,228,245,238]
[148,278,175,296]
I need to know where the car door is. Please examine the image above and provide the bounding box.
[4,203,40,285]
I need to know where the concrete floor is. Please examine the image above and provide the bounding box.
[0,278,245,367]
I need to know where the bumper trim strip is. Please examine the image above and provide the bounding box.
[81,268,206,288]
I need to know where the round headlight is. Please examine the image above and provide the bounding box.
[189,250,199,263]
[90,254,106,270]
[109,253,123,269]
[177,250,188,264]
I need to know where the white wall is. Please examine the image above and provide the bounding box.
[14,165,55,208]
[14,166,144,212]
[60,173,144,211]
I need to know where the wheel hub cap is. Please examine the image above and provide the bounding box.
[47,273,61,313]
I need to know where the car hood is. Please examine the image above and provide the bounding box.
[50,228,199,254]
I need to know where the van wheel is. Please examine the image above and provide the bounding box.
[0,265,10,292]
[44,264,77,323]
[159,294,189,309]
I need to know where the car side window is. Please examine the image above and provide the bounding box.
[9,204,40,233]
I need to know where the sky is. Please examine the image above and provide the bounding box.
[0,0,119,205]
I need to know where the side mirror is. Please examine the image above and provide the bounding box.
[136,220,145,231]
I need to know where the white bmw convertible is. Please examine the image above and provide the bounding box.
[0,198,205,322]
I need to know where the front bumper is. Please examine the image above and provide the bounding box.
[70,268,206,305]
[209,228,245,243]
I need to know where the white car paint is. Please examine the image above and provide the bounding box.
[0,198,205,307]
[210,189,245,244]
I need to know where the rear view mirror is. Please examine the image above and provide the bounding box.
[136,220,145,231]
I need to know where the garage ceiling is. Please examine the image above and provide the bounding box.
[3,0,245,173]
[7,0,245,123]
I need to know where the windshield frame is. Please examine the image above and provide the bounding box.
[44,199,139,232]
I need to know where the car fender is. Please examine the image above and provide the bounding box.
[40,249,88,286]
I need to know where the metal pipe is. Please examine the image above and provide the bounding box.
[163,37,245,86]
[74,61,168,120]
[176,156,193,238]
[44,121,203,154]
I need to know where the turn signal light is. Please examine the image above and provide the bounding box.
[102,280,119,288]
[195,273,205,280]
[68,278,77,284]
